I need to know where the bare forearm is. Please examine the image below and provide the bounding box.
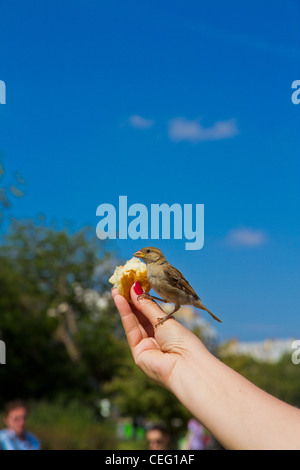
[170,341,300,450]
[113,287,300,450]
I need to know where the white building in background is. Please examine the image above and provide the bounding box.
[220,337,296,362]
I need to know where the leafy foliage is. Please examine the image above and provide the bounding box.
[0,219,124,406]
[1,217,299,449]
[8,400,117,450]
[104,354,191,435]
[0,159,25,226]
[220,353,300,407]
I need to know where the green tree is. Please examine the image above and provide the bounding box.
[104,353,191,437]
[220,352,300,407]
[0,157,25,226]
[0,219,125,406]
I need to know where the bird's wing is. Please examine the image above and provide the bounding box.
[163,264,200,300]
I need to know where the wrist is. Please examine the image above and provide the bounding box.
[167,335,212,397]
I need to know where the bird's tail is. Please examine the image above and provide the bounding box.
[194,300,222,323]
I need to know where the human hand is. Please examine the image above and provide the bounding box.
[113,282,300,450]
[112,281,206,389]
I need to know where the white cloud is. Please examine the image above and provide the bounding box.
[168,117,239,142]
[128,115,154,129]
[225,227,268,248]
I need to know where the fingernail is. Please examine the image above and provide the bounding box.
[133,281,143,295]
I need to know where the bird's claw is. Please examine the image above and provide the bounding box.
[137,293,150,301]
[136,292,175,327]
[155,315,174,328]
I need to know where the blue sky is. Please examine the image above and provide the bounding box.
[0,0,299,341]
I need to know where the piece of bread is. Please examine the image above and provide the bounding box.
[109,257,151,301]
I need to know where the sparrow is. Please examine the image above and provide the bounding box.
[134,247,222,327]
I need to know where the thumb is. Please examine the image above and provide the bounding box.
[130,282,168,327]
[130,282,198,354]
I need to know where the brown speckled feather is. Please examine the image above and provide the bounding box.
[163,264,200,300]
[133,246,222,324]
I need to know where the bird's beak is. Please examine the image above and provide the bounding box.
[134,250,144,259]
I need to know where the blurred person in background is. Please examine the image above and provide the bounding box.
[0,400,40,450]
[182,419,206,450]
[146,423,170,450]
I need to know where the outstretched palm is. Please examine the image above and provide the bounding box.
[112,286,189,387]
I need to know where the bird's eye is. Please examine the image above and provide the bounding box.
[146,249,150,253]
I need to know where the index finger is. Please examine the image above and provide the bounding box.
[112,288,145,351]
[130,283,173,327]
